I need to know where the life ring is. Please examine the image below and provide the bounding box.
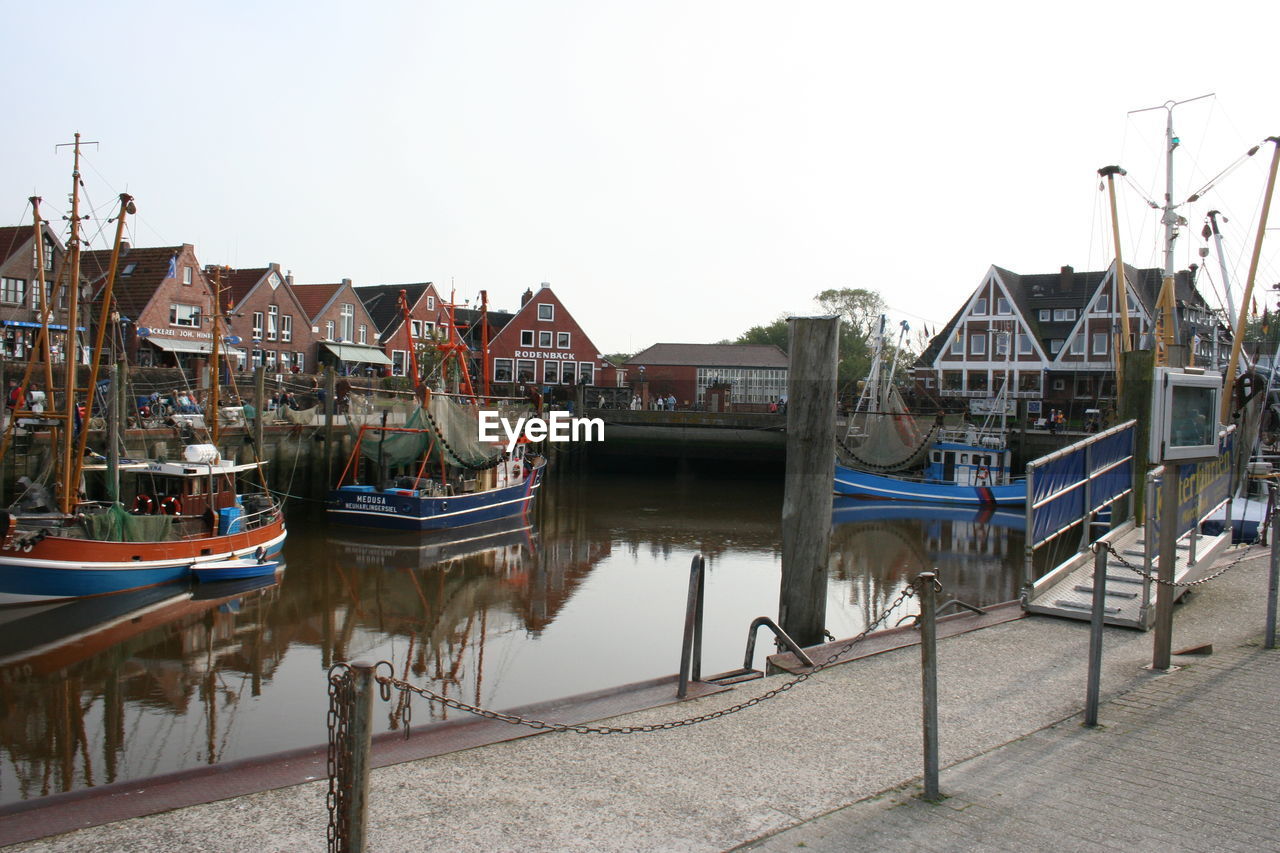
[133,494,156,515]
[976,466,991,484]
[159,496,183,516]
[511,462,523,480]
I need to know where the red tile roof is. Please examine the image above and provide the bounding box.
[81,245,184,322]
[290,283,343,321]
[0,226,33,265]
[219,266,269,308]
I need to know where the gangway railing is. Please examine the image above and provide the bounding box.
[677,555,814,698]
[1023,420,1136,595]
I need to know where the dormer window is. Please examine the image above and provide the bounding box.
[537,303,554,321]
[973,298,988,315]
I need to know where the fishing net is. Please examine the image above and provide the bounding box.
[348,393,510,470]
[80,503,176,542]
[841,386,937,473]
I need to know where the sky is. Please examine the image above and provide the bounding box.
[3,1,1277,356]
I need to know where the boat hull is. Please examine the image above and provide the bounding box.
[834,463,1025,506]
[0,517,287,605]
[326,461,545,531]
[192,558,282,581]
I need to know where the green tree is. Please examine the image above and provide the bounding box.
[733,318,790,351]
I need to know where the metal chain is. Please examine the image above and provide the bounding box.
[326,664,354,853]
[377,581,922,736]
[1103,501,1277,588]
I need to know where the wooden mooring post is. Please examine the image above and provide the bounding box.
[778,315,838,648]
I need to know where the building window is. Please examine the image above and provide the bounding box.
[997,297,1011,315]
[182,266,193,286]
[1069,335,1084,356]
[1053,308,1076,322]
[1053,378,1066,391]
[994,333,1009,356]
[294,352,304,371]
[391,350,407,376]
[494,358,514,382]
[970,334,986,356]
[1075,376,1092,397]
[923,375,936,388]
[325,320,335,340]
[950,334,964,356]
[252,312,264,339]
[358,324,367,345]
[543,360,559,383]
[943,371,963,391]
[973,298,988,315]
[969,371,989,392]
[33,237,55,271]
[557,332,571,349]
[516,359,535,382]
[266,350,278,369]
[1,277,26,304]
[170,303,201,327]
[1019,372,1042,393]
[538,330,553,348]
[1096,294,1110,312]
[427,296,435,311]
[1039,309,1051,322]
[1018,333,1033,355]
[537,303,554,321]
[340,303,354,341]
[1092,332,1108,355]
[578,362,594,385]
[411,320,422,338]
[562,362,576,385]
[520,330,534,347]
[267,305,278,340]
[1050,339,1063,355]
[281,315,293,343]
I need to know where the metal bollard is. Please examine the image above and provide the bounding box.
[917,572,941,802]
[1084,543,1108,726]
[1268,506,1279,650]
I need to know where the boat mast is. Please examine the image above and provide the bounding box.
[55,133,94,514]
[1220,136,1280,423]
[69,191,134,494]
[479,289,491,399]
[1204,211,1238,335]
[209,266,225,445]
[398,288,419,391]
[1098,165,1132,360]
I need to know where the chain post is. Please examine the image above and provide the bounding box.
[917,572,941,803]
[1084,542,1108,727]
[342,661,377,853]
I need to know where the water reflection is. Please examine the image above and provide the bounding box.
[0,476,1026,807]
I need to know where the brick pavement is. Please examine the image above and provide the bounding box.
[740,641,1280,852]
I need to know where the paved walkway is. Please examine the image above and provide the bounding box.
[5,550,1278,852]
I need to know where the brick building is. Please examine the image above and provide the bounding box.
[214,262,317,374]
[0,223,79,362]
[290,280,389,374]
[486,283,606,393]
[624,343,788,411]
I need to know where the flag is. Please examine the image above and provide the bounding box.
[166,255,177,279]
[1252,297,1258,318]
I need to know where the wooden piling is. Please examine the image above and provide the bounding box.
[778,315,839,647]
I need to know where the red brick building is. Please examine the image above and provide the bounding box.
[81,243,238,369]
[487,284,606,392]
[625,343,789,411]
[290,280,389,374]
[0,223,78,362]
[214,262,317,374]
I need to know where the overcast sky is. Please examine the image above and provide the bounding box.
[3,1,1276,355]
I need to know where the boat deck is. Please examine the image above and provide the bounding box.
[1025,523,1231,629]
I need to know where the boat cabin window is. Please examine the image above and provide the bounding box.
[931,451,942,462]
[960,454,969,464]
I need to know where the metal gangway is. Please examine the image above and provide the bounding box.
[1021,421,1236,629]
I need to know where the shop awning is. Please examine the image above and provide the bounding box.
[321,342,393,365]
[146,336,245,357]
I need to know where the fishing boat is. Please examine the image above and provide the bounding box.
[836,317,1025,506]
[0,136,286,605]
[326,288,545,531]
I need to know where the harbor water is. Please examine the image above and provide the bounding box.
[0,469,1024,807]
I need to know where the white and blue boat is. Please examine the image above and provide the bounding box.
[327,391,545,532]
[835,434,1025,507]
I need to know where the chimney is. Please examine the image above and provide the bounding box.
[342,278,352,288]
[521,288,533,306]
[1059,265,1074,293]
[540,281,550,289]
[286,270,293,286]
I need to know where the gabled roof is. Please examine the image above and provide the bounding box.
[220,266,271,307]
[454,307,516,349]
[0,226,33,265]
[626,343,788,368]
[354,283,432,341]
[82,245,193,322]
[290,282,345,321]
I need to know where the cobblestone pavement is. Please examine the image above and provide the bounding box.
[741,641,1280,852]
